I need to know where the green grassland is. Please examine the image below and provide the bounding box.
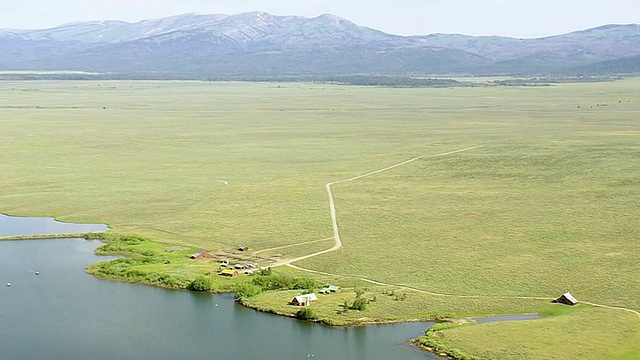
[241,287,546,326]
[416,306,640,360]
[0,80,638,359]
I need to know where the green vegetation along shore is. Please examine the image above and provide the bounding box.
[0,80,638,359]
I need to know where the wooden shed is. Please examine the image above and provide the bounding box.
[553,292,579,306]
[291,293,318,306]
[190,249,214,260]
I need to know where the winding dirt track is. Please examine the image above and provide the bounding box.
[252,237,333,256]
[273,146,484,267]
[270,146,640,321]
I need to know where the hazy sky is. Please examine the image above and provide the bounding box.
[2,0,639,38]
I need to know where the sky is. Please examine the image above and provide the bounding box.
[1,0,639,38]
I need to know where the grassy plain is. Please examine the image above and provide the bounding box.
[417,306,640,360]
[0,80,638,359]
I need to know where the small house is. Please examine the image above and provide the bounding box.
[553,292,579,306]
[190,249,214,260]
[291,293,318,306]
[319,285,341,294]
[237,246,249,252]
[219,269,238,278]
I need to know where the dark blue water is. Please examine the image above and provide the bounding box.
[0,214,108,236]
[0,238,437,360]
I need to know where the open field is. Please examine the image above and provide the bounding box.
[416,306,640,360]
[0,80,638,359]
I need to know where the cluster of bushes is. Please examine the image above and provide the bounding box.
[85,233,146,255]
[188,275,214,291]
[232,282,264,298]
[382,289,408,301]
[233,271,319,299]
[296,308,317,320]
[251,273,318,291]
[88,258,191,289]
[342,288,372,312]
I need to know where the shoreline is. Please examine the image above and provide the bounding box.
[0,233,536,360]
[0,233,88,241]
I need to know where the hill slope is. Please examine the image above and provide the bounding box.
[1,13,639,76]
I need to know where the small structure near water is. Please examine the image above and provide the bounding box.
[291,293,318,306]
[189,249,214,260]
[553,292,579,306]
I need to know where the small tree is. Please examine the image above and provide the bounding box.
[233,282,263,299]
[351,296,367,311]
[188,275,213,292]
[293,277,319,291]
[296,308,317,320]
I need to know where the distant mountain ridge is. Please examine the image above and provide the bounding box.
[1,12,639,76]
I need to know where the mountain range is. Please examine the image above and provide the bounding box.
[1,12,639,76]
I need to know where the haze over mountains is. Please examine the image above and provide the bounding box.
[1,12,639,76]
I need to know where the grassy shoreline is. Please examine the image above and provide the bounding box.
[4,230,638,360]
[0,233,87,241]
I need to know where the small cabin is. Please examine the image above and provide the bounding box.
[553,292,579,306]
[291,293,318,306]
[319,285,341,294]
[190,249,214,260]
[219,269,238,278]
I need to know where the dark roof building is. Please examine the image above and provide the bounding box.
[190,249,214,260]
[553,292,579,306]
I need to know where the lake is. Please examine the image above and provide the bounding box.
[0,238,438,360]
[0,213,108,236]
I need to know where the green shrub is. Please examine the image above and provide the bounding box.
[293,277,319,291]
[296,308,317,320]
[252,274,318,291]
[188,275,213,292]
[233,282,263,299]
[350,296,368,311]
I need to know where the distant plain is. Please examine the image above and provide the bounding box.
[0,79,638,359]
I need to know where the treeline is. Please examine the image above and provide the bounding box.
[1,72,630,87]
[0,72,476,88]
[491,76,623,86]
[320,76,472,87]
